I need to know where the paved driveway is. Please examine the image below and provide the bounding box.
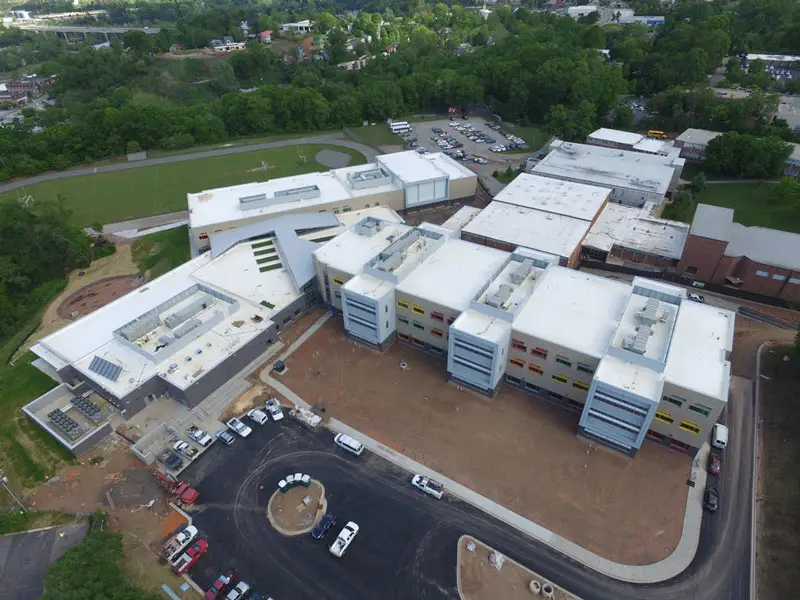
[0,522,88,600]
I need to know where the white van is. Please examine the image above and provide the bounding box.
[712,423,729,449]
[334,433,364,456]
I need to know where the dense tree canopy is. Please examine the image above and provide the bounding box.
[704,132,793,178]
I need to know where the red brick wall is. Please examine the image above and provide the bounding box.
[611,246,676,268]
[711,255,738,283]
[677,235,727,280]
[779,274,800,302]
[732,258,794,297]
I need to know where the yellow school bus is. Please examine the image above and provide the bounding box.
[647,130,668,139]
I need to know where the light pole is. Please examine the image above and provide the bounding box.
[1,475,26,512]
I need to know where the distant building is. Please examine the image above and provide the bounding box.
[673,128,722,162]
[567,5,598,18]
[677,204,800,302]
[6,75,55,100]
[257,30,272,43]
[0,82,27,104]
[212,39,246,53]
[586,128,682,157]
[280,20,314,34]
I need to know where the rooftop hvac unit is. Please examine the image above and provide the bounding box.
[354,219,380,237]
[559,144,577,155]
[622,324,652,355]
[486,283,514,308]
[511,259,534,285]
[636,297,660,326]
[378,251,403,272]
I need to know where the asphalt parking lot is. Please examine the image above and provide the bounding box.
[181,419,624,600]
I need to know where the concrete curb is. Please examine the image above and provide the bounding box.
[266,480,326,536]
[751,342,772,600]
[327,417,707,584]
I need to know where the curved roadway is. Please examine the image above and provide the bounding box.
[0,133,378,195]
[185,371,755,600]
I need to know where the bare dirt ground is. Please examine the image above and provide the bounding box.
[56,274,143,320]
[459,536,577,600]
[267,481,325,535]
[273,320,690,565]
[23,242,139,350]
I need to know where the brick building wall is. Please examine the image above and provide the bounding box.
[677,234,727,280]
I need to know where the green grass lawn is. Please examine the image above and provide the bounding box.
[663,182,800,233]
[132,226,191,279]
[0,353,75,490]
[503,124,550,153]
[0,144,367,226]
[347,124,403,147]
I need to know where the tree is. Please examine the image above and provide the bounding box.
[705,132,792,178]
[122,30,153,56]
[209,61,238,95]
[612,104,634,129]
[125,140,141,154]
[544,102,597,141]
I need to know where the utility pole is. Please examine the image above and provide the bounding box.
[1,475,26,512]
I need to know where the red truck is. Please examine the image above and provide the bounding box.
[152,470,199,506]
[171,539,208,575]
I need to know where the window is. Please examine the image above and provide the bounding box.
[342,206,352,212]
[431,328,444,338]
[663,396,683,408]
[511,339,527,352]
[680,420,701,434]
[528,364,543,376]
[397,299,409,310]
[526,382,540,392]
[755,270,769,277]
[412,321,424,331]
[552,374,568,384]
[655,410,674,425]
[506,375,522,385]
[688,403,712,417]
[334,291,341,299]
[646,430,665,442]
[385,305,388,313]
[670,440,691,452]
[431,311,444,322]
[572,381,590,392]
[198,232,209,240]
[412,337,425,348]
[789,277,800,284]
[555,355,572,368]
[398,316,409,325]
[531,347,548,359]
[412,304,425,316]
[685,266,698,275]
[772,274,787,281]
[397,332,410,342]
[333,276,344,286]
[509,358,525,369]
[447,316,456,325]
[576,363,594,375]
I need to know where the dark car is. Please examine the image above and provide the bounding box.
[708,453,721,475]
[157,448,183,471]
[206,568,237,600]
[312,513,337,540]
[703,487,719,512]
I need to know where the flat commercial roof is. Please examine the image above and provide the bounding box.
[664,302,734,400]
[632,138,670,154]
[587,128,644,146]
[453,309,511,345]
[746,53,800,63]
[343,273,394,299]
[533,142,674,196]
[690,203,734,242]
[675,128,722,147]
[725,223,800,271]
[313,220,411,276]
[462,202,591,261]
[583,203,689,259]
[396,239,508,311]
[426,152,478,181]
[492,174,610,221]
[513,267,630,358]
[594,355,663,401]
[376,151,449,184]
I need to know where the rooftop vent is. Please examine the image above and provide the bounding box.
[486,283,514,308]
[510,259,534,285]
[622,324,652,355]
[354,219,380,237]
[636,297,661,326]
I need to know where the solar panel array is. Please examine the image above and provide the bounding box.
[88,356,122,382]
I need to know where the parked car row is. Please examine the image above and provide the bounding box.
[703,423,729,513]
[205,567,262,600]
[217,399,285,446]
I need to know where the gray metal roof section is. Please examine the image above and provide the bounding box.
[725,223,800,271]
[208,212,339,289]
[690,204,734,242]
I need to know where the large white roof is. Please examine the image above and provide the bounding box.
[452,309,511,345]
[664,302,733,400]
[313,220,411,276]
[512,267,630,358]
[587,128,644,146]
[583,203,689,259]
[440,205,482,232]
[395,239,508,311]
[675,128,722,147]
[492,174,610,221]
[461,201,592,260]
[376,150,468,184]
[593,355,663,401]
[724,223,800,271]
[533,141,676,196]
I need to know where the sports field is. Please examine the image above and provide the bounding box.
[1,144,366,226]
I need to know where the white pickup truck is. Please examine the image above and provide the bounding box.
[161,525,198,561]
[186,426,212,447]
[226,417,252,438]
[411,475,444,499]
[329,521,359,558]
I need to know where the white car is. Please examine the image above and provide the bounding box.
[266,399,284,421]
[186,426,212,447]
[334,433,364,456]
[411,474,444,499]
[247,408,268,425]
[226,417,252,438]
[329,521,359,557]
[225,581,250,600]
[687,292,705,303]
[473,157,488,165]
[173,440,198,460]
